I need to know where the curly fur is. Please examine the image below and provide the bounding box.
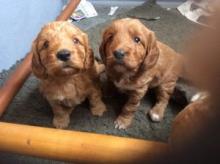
[100,18,182,129]
[32,21,106,128]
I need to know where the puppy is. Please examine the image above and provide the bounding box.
[100,18,182,129]
[32,21,106,128]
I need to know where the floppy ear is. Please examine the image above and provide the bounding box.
[83,34,94,69]
[31,39,48,79]
[84,47,95,69]
[99,29,109,65]
[143,31,160,70]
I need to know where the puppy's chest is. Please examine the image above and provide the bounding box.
[114,79,135,91]
[113,77,151,92]
[41,79,89,106]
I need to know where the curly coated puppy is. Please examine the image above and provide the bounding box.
[32,21,107,129]
[100,18,182,129]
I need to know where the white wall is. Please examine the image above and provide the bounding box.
[0,0,64,71]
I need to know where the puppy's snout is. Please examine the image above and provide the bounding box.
[113,49,125,60]
[56,49,71,62]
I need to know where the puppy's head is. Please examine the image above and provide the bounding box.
[99,18,159,76]
[32,21,94,79]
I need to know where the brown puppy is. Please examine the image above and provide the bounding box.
[100,18,182,129]
[32,21,106,129]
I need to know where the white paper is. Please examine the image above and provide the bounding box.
[75,0,98,18]
[108,6,119,16]
[177,0,216,27]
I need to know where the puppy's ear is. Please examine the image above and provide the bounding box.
[83,34,94,69]
[31,39,48,79]
[99,29,109,64]
[85,47,95,69]
[143,31,159,70]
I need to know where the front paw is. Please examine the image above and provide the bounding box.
[114,115,133,129]
[53,116,70,129]
[91,102,107,116]
[148,107,164,122]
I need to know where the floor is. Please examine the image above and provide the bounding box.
[73,4,137,31]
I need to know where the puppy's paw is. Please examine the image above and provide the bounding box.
[114,115,132,129]
[91,102,107,116]
[148,109,163,122]
[53,116,70,129]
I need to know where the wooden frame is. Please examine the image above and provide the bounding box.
[0,122,168,163]
[0,0,169,162]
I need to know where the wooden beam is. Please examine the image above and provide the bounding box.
[0,122,168,163]
[0,0,81,117]
[56,0,81,21]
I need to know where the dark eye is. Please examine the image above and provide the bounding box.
[73,38,80,44]
[43,40,49,49]
[134,36,141,43]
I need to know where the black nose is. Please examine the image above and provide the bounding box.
[113,49,125,60]
[56,49,71,62]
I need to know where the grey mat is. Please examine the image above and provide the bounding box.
[0,1,197,148]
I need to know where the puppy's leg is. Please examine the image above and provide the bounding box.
[149,80,176,122]
[115,89,146,129]
[89,87,107,116]
[52,104,73,129]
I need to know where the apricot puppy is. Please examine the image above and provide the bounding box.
[32,21,106,128]
[100,18,182,129]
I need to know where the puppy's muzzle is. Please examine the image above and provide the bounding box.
[113,49,125,60]
[56,49,71,62]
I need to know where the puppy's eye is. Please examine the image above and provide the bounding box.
[134,37,141,43]
[42,40,49,49]
[73,38,80,44]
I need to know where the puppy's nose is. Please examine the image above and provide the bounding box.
[56,49,71,62]
[113,49,125,60]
